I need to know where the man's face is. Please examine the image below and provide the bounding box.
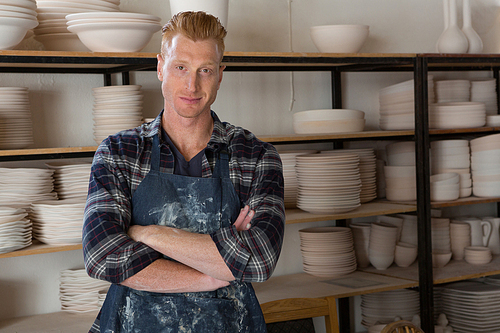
[157,34,225,120]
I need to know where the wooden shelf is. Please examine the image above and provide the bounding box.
[0,146,97,157]
[0,311,98,333]
[0,241,82,259]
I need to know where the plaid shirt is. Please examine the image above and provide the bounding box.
[83,111,285,286]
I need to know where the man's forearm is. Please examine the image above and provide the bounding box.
[120,258,230,293]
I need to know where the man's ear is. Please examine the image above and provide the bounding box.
[157,54,164,81]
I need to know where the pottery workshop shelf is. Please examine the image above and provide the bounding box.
[0,241,81,259]
[0,310,98,333]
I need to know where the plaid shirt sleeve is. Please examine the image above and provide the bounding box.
[210,128,285,283]
[83,132,161,284]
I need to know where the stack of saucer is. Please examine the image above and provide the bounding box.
[449,222,471,260]
[435,80,470,103]
[92,85,144,144]
[0,207,31,254]
[295,153,361,214]
[320,148,377,203]
[30,200,86,245]
[298,226,357,277]
[0,87,34,149]
[278,150,317,208]
[46,161,91,201]
[429,102,486,129]
[470,78,497,116]
[464,246,492,265]
[59,268,110,313]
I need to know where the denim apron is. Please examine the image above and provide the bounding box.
[98,134,267,333]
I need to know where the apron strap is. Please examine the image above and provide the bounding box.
[150,134,161,172]
[212,148,230,179]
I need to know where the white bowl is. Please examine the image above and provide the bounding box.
[385,176,416,189]
[66,11,161,22]
[394,242,418,268]
[310,24,369,53]
[459,187,472,197]
[432,251,452,268]
[34,32,90,51]
[368,252,394,270]
[66,21,161,52]
[386,151,415,166]
[293,109,365,122]
[430,173,460,185]
[430,187,459,201]
[384,165,416,178]
[385,187,416,201]
[293,118,365,134]
[0,16,38,50]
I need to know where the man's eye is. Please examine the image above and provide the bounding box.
[176,66,185,70]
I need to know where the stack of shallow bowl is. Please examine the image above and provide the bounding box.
[278,150,317,208]
[292,109,365,135]
[92,85,143,144]
[471,78,498,116]
[0,207,31,254]
[368,222,399,270]
[470,133,500,197]
[320,148,377,203]
[46,161,92,201]
[429,102,486,129]
[464,246,492,265]
[66,11,162,52]
[435,80,471,103]
[0,87,34,149]
[298,226,357,277]
[295,152,361,214]
[430,173,460,202]
[0,0,38,50]
[378,76,434,130]
[361,289,420,328]
[59,268,110,313]
[30,199,85,245]
[34,0,120,51]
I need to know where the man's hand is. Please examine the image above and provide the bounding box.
[233,205,254,231]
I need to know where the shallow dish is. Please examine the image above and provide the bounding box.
[310,24,369,53]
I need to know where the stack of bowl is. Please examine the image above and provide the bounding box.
[429,102,486,129]
[386,141,415,167]
[34,0,120,51]
[278,150,317,208]
[309,24,369,53]
[432,218,451,253]
[298,226,357,277]
[394,242,418,268]
[384,165,416,201]
[470,133,500,197]
[368,222,399,270]
[378,76,434,130]
[0,0,38,50]
[464,246,492,265]
[66,11,162,52]
[449,221,471,260]
[0,87,34,149]
[430,173,460,202]
[430,140,471,178]
[397,214,418,246]
[292,109,365,135]
[295,152,362,214]
[349,222,371,268]
[92,85,144,144]
[320,148,377,203]
[435,80,471,103]
[376,214,404,241]
[470,78,498,116]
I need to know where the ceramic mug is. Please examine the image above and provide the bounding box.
[482,217,500,255]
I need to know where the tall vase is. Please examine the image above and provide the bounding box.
[437,0,469,53]
[436,0,450,52]
[169,0,229,28]
[462,0,483,53]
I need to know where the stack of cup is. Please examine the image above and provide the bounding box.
[449,222,471,260]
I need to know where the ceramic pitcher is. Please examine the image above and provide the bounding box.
[461,218,492,247]
[483,217,500,254]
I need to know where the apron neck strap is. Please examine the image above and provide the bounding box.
[151,134,161,171]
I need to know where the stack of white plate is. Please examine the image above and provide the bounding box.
[384,165,416,201]
[92,85,143,144]
[0,207,31,254]
[378,76,434,130]
[320,148,377,203]
[464,246,492,265]
[295,153,361,214]
[470,78,497,116]
[349,222,371,268]
[361,289,420,328]
[435,80,471,103]
[0,87,34,149]
[298,226,357,277]
[0,0,38,50]
[429,102,486,129]
[30,199,85,245]
[368,222,398,270]
[0,167,56,208]
[46,161,91,201]
[59,268,110,313]
[278,150,317,208]
[34,0,120,51]
[440,280,500,332]
[470,133,500,197]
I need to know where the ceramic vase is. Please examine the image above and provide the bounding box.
[169,0,229,28]
[437,0,469,53]
[462,0,483,53]
[436,0,450,52]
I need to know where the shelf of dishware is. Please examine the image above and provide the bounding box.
[388,196,500,209]
[359,255,500,285]
[0,310,98,333]
[0,241,81,259]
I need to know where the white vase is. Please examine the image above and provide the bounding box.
[169,0,229,28]
[436,0,450,52]
[437,0,469,53]
[462,0,483,53]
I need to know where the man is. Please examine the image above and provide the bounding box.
[83,11,285,333]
